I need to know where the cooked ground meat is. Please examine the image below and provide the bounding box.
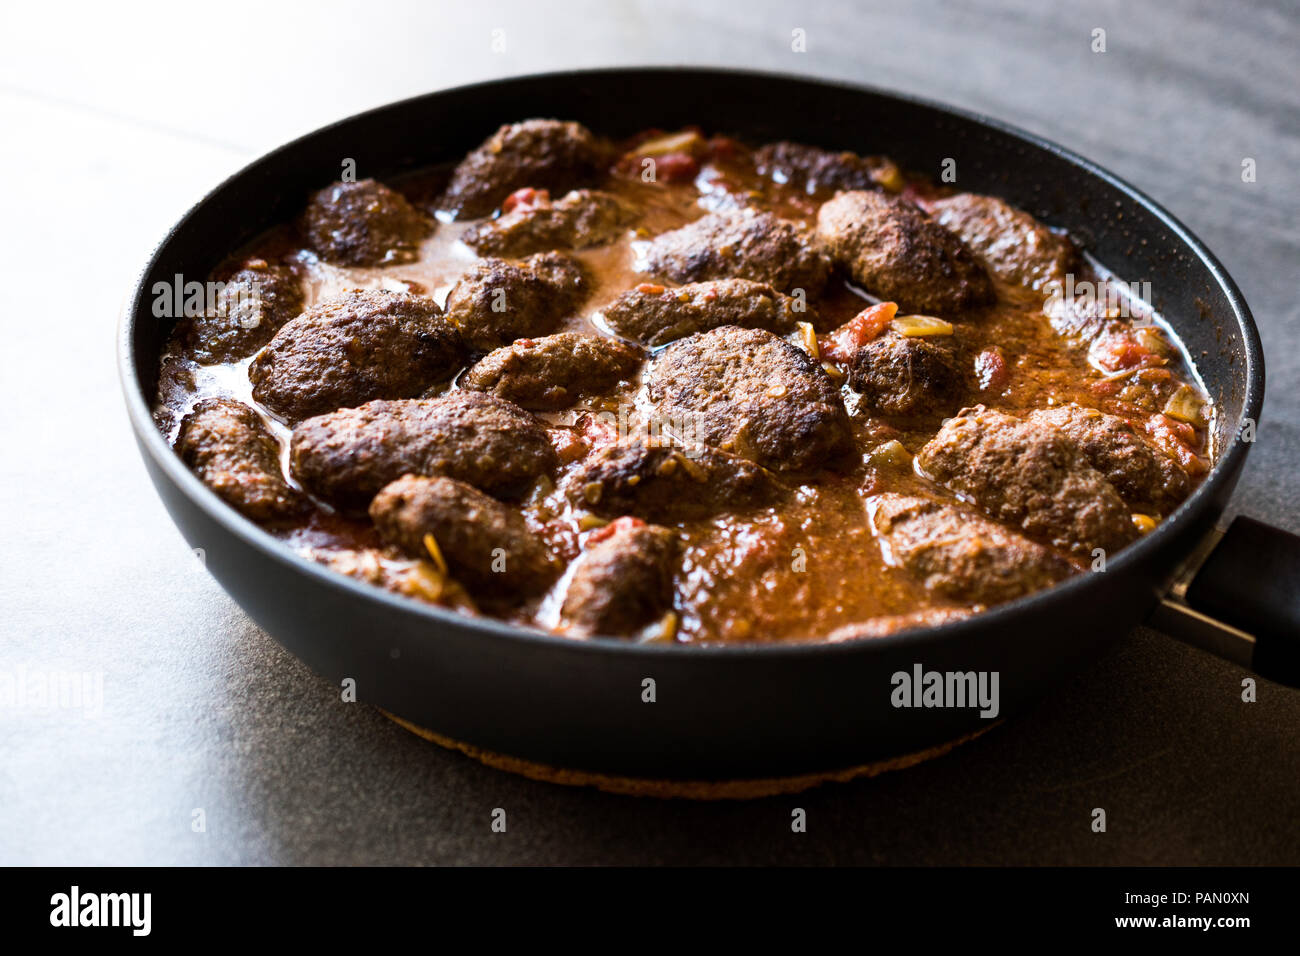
[299,179,431,266]
[868,493,1074,605]
[177,260,304,363]
[463,189,632,257]
[370,475,558,598]
[916,406,1137,556]
[461,332,643,410]
[1028,403,1189,513]
[298,545,475,611]
[440,119,607,217]
[848,331,967,417]
[566,439,784,522]
[602,278,805,347]
[249,290,464,424]
[647,326,852,472]
[930,193,1078,291]
[825,606,974,642]
[290,392,556,511]
[816,190,994,313]
[643,209,830,296]
[442,251,589,352]
[177,398,304,522]
[561,518,677,637]
[753,141,883,194]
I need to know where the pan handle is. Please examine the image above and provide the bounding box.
[1147,516,1300,687]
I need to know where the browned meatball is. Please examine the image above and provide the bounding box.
[177,259,304,363]
[461,332,643,411]
[916,406,1137,556]
[930,193,1078,291]
[177,398,304,522]
[566,439,784,522]
[442,251,589,352]
[826,606,973,642]
[299,179,431,266]
[440,119,607,217]
[290,393,556,511]
[1028,403,1189,514]
[249,290,464,424]
[753,141,887,194]
[299,545,474,611]
[647,326,852,472]
[370,475,558,598]
[561,518,677,637]
[868,493,1075,605]
[816,190,994,313]
[601,278,806,347]
[849,332,967,417]
[463,189,632,257]
[643,209,830,296]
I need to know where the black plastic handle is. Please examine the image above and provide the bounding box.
[1150,516,1300,687]
[1183,516,1300,685]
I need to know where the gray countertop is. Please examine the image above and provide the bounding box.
[2,0,1297,865]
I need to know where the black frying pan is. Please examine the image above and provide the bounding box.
[118,68,1298,786]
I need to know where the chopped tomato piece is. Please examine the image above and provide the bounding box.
[588,515,646,544]
[501,187,549,214]
[1092,330,1162,373]
[654,152,700,182]
[1146,413,1209,476]
[819,302,899,363]
[575,412,619,449]
[548,427,589,465]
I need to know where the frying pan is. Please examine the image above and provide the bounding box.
[118,68,1299,788]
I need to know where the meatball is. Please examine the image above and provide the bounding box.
[601,278,805,347]
[930,193,1078,291]
[916,406,1137,556]
[461,332,644,411]
[565,439,784,522]
[177,260,304,364]
[826,607,973,642]
[848,331,967,417]
[299,179,431,266]
[290,393,556,511]
[753,141,884,194]
[867,493,1075,605]
[1028,403,1189,514]
[647,326,852,472]
[561,518,677,637]
[643,209,831,296]
[249,290,464,424]
[816,190,994,313]
[177,398,304,522]
[463,189,632,257]
[440,119,607,217]
[442,251,589,352]
[299,545,474,611]
[369,475,557,598]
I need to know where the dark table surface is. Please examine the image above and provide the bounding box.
[2,0,1297,864]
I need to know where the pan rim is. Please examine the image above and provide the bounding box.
[118,65,1265,661]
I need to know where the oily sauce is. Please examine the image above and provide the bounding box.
[155,142,1213,644]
